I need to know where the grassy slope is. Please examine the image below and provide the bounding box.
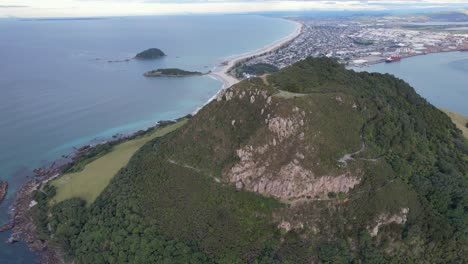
[51,120,187,204]
[441,108,468,138]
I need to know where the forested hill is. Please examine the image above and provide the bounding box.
[35,57,467,263]
[134,48,166,59]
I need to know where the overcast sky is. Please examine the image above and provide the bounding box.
[0,0,467,18]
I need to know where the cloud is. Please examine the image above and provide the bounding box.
[0,0,466,18]
[0,5,29,8]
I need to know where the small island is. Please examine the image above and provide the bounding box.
[135,48,166,59]
[143,68,206,77]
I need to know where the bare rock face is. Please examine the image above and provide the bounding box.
[368,208,409,236]
[226,107,360,201]
[229,156,359,200]
[267,117,299,142]
[278,221,292,232]
[216,89,226,102]
[215,80,361,203]
[215,88,234,101]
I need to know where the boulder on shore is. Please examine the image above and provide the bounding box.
[0,181,7,206]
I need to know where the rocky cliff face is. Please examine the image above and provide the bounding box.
[205,78,363,202]
[368,208,410,237]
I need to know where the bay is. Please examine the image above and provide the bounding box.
[353,51,468,116]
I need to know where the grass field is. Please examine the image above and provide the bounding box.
[51,119,187,205]
[441,109,468,139]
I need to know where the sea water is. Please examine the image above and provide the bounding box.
[0,15,297,262]
[354,51,468,115]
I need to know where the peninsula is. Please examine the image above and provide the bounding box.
[135,48,166,59]
[15,58,468,263]
[143,68,205,77]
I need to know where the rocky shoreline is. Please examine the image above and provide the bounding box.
[0,119,182,263]
[0,181,7,206]
[4,151,89,263]
[0,139,124,262]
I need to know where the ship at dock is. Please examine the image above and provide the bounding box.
[385,55,401,63]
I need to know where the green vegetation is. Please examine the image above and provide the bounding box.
[135,48,166,59]
[34,58,467,263]
[337,192,346,199]
[51,120,187,204]
[30,184,56,240]
[353,39,374,45]
[269,58,468,262]
[144,68,203,77]
[235,63,279,78]
[64,144,115,174]
[441,108,468,138]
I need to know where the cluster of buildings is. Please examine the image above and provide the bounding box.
[240,18,468,73]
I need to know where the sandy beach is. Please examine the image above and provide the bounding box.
[210,20,303,88]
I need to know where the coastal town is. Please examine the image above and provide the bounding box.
[235,16,468,78]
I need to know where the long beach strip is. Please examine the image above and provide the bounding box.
[210,20,303,89]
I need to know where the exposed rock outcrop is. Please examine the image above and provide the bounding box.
[0,180,8,206]
[229,156,359,200]
[217,87,362,201]
[227,107,360,201]
[368,208,410,236]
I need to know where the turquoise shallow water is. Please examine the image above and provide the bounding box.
[353,51,468,116]
[0,15,296,262]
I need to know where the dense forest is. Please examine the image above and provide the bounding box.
[135,48,166,59]
[34,57,467,263]
[235,63,279,78]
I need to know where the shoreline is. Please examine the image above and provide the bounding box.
[192,19,302,116]
[209,20,303,89]
[1,18,303,251]
[350,49,468,68]
[2,118,187,262]
[4,22,305,254]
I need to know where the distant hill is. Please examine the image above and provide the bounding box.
[33,58,468,263]
[428,10,468,22]
[135,48,166,59]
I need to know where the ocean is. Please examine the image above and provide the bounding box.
[0,15,297,262]
[353,51,468,116]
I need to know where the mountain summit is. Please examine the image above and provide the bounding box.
[38,58,468,263]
